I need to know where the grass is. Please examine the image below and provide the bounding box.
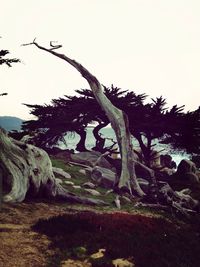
[51,157,118,207]
[32,211,200,267]
[45,157,200,266]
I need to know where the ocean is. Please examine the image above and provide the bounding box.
[60,127,189,166]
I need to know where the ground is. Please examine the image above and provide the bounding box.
[0,202,159,267]
[1,158,200,267]
[0,202,63,267]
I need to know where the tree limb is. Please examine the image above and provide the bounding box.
[23,39,145,196]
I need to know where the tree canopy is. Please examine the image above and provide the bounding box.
[0,42,20,96]
[0,49,20,67]
[23,84,189,166]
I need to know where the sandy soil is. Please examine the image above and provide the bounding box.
[0,202,68,267]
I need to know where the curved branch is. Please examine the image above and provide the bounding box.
[50,41,62,50]
[23,39,145,197]
[92,122,108,152]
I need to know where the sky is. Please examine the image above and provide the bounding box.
[0,0,200,119]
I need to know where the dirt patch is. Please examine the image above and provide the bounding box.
[0,202,161,267]
[0,202,68,267]
[1,202,200,267]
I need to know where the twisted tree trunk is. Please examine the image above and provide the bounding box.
[92,122,108,152]
[0,128,106,205]
[75,129,88,152]
[24,40,144,196]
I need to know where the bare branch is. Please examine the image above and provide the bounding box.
[22,39,145,196]
[21,38,37,47]
[50,41,62,50]
[0,92,8,96]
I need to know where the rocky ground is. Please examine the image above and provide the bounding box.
[1,200,200,267]
[1,153,200,267]
[0,200,165,267]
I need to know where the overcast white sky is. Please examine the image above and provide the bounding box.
[0,0,200,119]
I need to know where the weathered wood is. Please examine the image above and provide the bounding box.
[0,128,107,205]
[24,39,145,196]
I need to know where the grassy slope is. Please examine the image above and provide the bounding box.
[1,157,200,267]
[51,157,118,208]
[44,157,200,267]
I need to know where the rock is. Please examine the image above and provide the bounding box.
[51,148,72,161]
[148,152,177,170]
[61,259,92,267]
[160,154,176,169]
[177,159,197,176]
[160,167,176,176]
[73,246,87,258]
[84,188,101,196]
[175,159,200,183]
[53,167,71,179]
[176,190,199,209]
[185,172,199,183]
[71,151,113,169]
[79,169,87,175]
[90,249,106,259]
[82,182,96,189]
[157,167,176,181]
[112,258,135,267]
[64,181,75,186]
[78,167,92,177]
[91,166,116,188]
[158,182,199,211]
[73,185,81,189]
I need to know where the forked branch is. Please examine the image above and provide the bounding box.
[22,38,145,197]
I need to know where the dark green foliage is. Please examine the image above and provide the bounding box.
[23,84,198,162]
[32,211,200,267]
[0,44,20,98]
[23,85,144,151]
[0,49,20,67]
[164,107,200,155]
[22,102,82,149]
[127,96,185,166]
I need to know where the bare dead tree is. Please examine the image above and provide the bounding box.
[22,39,145,196]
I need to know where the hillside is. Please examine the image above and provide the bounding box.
[1,157,200,267]
[0,116,24,131]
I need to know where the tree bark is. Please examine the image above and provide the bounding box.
[0,128,106,205]
[92,122,108,152]
[75,129,88,152]
[25,40,144,196]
